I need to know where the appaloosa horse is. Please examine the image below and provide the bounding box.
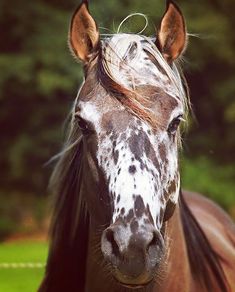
[39,1,235,291]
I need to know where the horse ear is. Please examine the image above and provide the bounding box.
[156,1,187,63]
[69,1,99,63]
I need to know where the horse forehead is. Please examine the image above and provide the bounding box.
[103,34,177,93]
[78,87,180,126]
[100,109,132,132]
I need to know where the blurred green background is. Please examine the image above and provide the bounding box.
[0,0,234,290]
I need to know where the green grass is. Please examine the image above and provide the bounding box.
[0,241,48,292]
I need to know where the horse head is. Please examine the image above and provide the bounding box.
[69,0,187,287]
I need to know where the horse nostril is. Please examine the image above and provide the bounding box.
[106,229,120,258]
[147,232,158,251]
[146,231,164,266]
[103,229,120,259]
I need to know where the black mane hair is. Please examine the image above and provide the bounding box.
[179,190,229,292]
[38,123,89,292]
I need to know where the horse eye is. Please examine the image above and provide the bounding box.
[167,116,182,135]
[77,117,90,134]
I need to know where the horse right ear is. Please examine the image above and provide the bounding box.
[69,1,100,63]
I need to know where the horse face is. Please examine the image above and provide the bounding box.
[76,58,184,285]
[71,0,186,287]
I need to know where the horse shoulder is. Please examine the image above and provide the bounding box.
[182,190,235,289]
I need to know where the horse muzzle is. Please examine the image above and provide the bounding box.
[101,222,165,286]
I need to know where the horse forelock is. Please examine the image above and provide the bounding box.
[97,34,189,129]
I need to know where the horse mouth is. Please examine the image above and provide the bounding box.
[122,283,145,289]
[119,280,153,290]
[113,271,153,289]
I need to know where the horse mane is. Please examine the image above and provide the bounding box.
[38,118,88,292]
[179,190,229,292]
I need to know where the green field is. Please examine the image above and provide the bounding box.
[0,241,48,292]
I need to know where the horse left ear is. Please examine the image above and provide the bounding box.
[156,1,187,63]
[69,1,100,63]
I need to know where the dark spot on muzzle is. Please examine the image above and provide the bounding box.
[134,195,145,218]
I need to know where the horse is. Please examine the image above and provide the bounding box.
[39,1,235,291]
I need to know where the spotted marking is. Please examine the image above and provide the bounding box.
[76,33,186,248]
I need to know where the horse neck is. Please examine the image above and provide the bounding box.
[158,204,194,292]
[85,204,195,292]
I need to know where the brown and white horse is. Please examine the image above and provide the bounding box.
[39,1,235,291]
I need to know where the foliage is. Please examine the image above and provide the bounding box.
[181,157,235,213]
[0,194,47,240]
[0,0,234,234]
